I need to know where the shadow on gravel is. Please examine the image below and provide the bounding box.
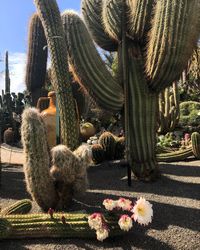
[88,163,200,200]
[0,232,173,250]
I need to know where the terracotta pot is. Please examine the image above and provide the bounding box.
[37,91,56,148]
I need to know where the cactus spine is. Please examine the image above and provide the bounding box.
[34,0,79,149]
[158,82,180,134]
[25,13,48,106]
[62,0,200,180]
[5,51,10,94]
[191,132,200,159]
[0,213,122,240]
[0,200,32,216]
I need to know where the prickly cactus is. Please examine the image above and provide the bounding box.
[99,132,116,161]
[191,132,200,159]
[0,200,32,216]
[91,144,106,164]
[114,137,125,160]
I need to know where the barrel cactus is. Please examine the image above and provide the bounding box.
[60,0,200,180]
[98,132,117,161]
[91,144,106,164]
[0,199,32,216]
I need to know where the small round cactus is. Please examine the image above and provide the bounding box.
[91,144,106,164]
[98,132,116,161]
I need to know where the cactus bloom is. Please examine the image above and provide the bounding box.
[117,198,132,211]
[132,198,153,226]
[88,213,103,230]
[103,199,117,211]
[118,215,133,231]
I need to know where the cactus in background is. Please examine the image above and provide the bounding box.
[61,0,200,180]
[0,212,122,240]
[0,200,32,216]
[191,132,200,159]
[158,82,180,134]
[34,0,79,149]
[91,144,105,164]
[157,147,193,162]
[25,13,48,106]
[21,108,90,211]
[5,51,10,94]
[114,137,125,160]
[99,132,117,161]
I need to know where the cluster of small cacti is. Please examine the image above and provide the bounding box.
[158,82,180,134]
[21,108,91,211]
[91,132,125,164]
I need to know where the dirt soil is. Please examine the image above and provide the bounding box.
[0,160,200,250]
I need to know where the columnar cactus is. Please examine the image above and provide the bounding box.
[21,108,90,211]
[0,213,122,239]
[191,132,200,159]
[62,0,200,180]
[158,82,180,134]
[25,13,48,106]
[5,51,10,94]
[34,0,79,149]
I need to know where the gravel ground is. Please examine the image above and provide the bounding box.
[0,160,200,250]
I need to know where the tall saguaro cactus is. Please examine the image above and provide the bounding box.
[34,0,79,149]
[63,0,200,180]
[5,51,10,94]
[25,13,48,106]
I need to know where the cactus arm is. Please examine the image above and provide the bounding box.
[21,108,58,211]
[102,0,123,42]
[127,0,155,43]
[25,13,48,106]
[34,0,79,149]
[146,0,200,92]
[81,0,118,51]
[157,147,193,162]
[63,11,124,111]
[0,213,122,239]
[0,200,32,216]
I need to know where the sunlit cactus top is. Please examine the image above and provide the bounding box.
[82,0,200,92]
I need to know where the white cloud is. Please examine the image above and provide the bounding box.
[0,52,26,93]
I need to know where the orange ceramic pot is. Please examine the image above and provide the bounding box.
[38,91,56,148]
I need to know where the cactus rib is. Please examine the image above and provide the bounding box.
[191,132,200,159]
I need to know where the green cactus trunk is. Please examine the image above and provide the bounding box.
[191,132,200,159]
[124,45,159,180]
[0,213,122,239]
[34,0,79,149]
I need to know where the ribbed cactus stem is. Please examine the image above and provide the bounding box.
[157,147,193,162]
[0,213,122,239]
[63,11,124,111]
[34,0,79,149]
[191,132,200,159]
[25,13,48,106]
[5,51,10,94]
[0,200,32,216]
[21,108,58,211]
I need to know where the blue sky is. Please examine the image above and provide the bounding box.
[0,0,81,92]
